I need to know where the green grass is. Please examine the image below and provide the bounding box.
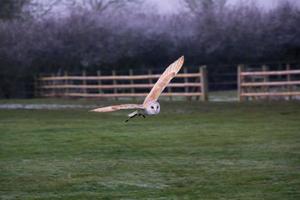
[0,100,300,199]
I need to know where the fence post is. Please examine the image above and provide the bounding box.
[129,69,135,100]
[148,69,153,85]
[64,71,68,97]
[184,68,191,101]
[148,69,153,98]
[286,64,292,100]
[51,73,55,97]
[200,66,208,102]
[112,70,118,101]
[82,70,87,98]
[262,65,269,101]
[97,70,102,95]
[197,67,202,101]
[238,65,244,102]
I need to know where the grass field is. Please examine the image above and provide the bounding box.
[0,100,300,199]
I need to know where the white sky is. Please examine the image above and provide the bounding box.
[145,0,182,13]
[147,0,300,13]
[41,0,300,15]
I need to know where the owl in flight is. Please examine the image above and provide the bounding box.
[91,56,184,122]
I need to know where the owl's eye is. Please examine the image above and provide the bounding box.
[156,106,159,109]
[151,106,154,109]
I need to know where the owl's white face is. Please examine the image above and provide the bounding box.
[145,101,160,115]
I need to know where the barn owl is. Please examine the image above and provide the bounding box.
[91,56,184,122]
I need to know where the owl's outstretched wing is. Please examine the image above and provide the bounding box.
[143,56,184,107]
[91,104,143,112]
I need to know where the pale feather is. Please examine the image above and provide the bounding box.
[91,104,143,112]
[143,56,184,107]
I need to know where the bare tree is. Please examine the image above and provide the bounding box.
[0,0,31,20]
[27,0,63,18]
[63,0,139,13]
[184,0,227,14]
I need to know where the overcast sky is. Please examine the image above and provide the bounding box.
[44,0,300,15]
[147,0,300,13]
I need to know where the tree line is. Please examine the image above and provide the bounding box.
[0,0,299,97]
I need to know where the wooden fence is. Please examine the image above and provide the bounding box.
[238,65,300,101]
[37,66,208,101]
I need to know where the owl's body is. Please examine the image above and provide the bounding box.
[91,56,184,122]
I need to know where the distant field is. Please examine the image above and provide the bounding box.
[0,100,300,199]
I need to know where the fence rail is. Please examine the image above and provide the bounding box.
[39,73,202,81]
[37,66,208,101]
[238,65,300,101]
